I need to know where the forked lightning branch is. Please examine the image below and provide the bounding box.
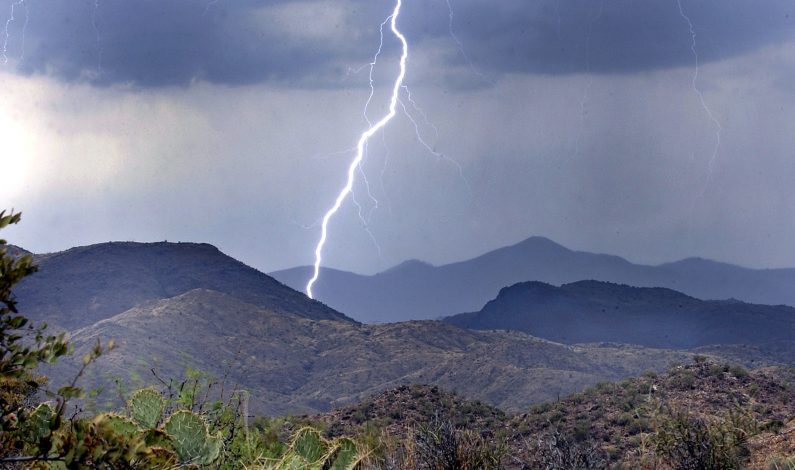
[305,0,409,298]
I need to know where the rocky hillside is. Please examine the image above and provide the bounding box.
[314,384,507,440]
[18,241,781,422]
[310,361,795,469]
[53,287,695,416]
[446,280,795,350]
[508,361,795,467]
[15,241,350,330]
[271,236,795,323]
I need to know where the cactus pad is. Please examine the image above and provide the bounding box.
[291,427,326,464]
[129,388,165,429]
[96,413,139,438]
[329,438,363,470]
[163,410,222,465]
[22,403,55,442]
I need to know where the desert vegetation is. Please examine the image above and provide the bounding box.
[2,211,795,469]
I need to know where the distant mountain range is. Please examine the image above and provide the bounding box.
[15,241,695,415]
[445,280,795,349]
[270,236,795,323]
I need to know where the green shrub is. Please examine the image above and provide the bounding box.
[729,364,750,379]
[652,409,751,469]
[523,428,607,470]
[769,455,795,470]
[406,416,504,470]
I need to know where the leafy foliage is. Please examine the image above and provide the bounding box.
[0,212,159,467]
[0,211,69,379]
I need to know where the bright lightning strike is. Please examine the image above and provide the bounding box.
[17,0,27,63]
[305,0,408,299]
[569,0,604,164]
[2,0,25,64]
[91,0,104,76]
[443,0,489,83]
[398,88,470,192]
[203,0,221,16]
[677,0,722,176]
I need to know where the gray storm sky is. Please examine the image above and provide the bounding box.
[1,0,794,274]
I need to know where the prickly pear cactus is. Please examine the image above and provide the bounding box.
[95,413,139,439]
[141,428,173,448]
[274,428,365,470]
[22,403,55,442]
[143,446,179,467]
[163,410,222,465]
[128,388,165,429]
[291,427,326,464]
[328,437,364,470]
[203,433,223,465]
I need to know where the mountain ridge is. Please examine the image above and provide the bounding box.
[51,286,698,416]
[16,240,352,330]
[270,236,795,323]
[12,239,787,418]
[445,280,795,350]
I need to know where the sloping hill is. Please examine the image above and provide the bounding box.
[6,244,32,258]
[309,362,795,469]
[15,241,350,329]
[54,288,694,416]
[445,280,795,349]
[507,361,795,468]
[314,384,507,440]
[270,236,795,323]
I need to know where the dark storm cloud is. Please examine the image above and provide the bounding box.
[6,0,794,88]
[13,0,379,87]
[413,0,795,76]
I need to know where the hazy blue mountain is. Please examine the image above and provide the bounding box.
[11,241,698,415]
[12,240,779,416]
[445,280,795,349]
[270,236,795,323]
[15,241,351,330]
[6,244,32,258]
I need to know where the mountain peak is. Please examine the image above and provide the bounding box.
[446,279,795,349]
[561,280,697,301]
[660,257,739,270]
[381,259,434,275]
[4,244,32,258]
[512,236,569,252]
[497,281,560,297]
[16,240,353,330]
[270,234,795,323]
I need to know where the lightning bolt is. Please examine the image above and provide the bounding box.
[398,87,470,192]
[444,0,490,84]
[345,13,391,265]
[92,0,103,75]
[568,0,604,165]
[2,0,24,64]
[203,0,220,16]
[677,0,722,177]
[305,0,408,299]
[356,14,389,231]
[17,0,27,64]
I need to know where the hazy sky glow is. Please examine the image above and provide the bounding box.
[2,0,794,273]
